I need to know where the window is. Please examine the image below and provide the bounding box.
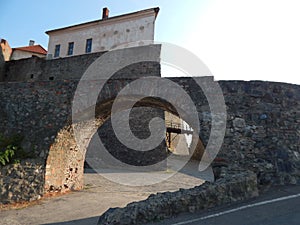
[54,44,60,58]
[67,42,74,56]
[85,38,92,53]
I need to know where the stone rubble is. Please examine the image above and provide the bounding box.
[0,159,44,204]
[97,169,258,225]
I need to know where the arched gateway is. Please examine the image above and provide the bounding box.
[44,44,225,192]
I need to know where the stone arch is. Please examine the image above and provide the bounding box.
[44,95,210,192]
[45,99,113,192]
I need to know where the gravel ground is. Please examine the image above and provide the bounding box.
[0,159,208,225]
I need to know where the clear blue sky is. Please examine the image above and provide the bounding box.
[0,0,207,48]
[1,0,300,84]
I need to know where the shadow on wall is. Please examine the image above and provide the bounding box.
[85,108,206,172]
[0,44,5,81]
[85,106,167,170]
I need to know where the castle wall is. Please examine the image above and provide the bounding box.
[0,46,299,203]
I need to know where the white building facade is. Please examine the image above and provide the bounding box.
[10,40,47,60]
[46,7,159,59]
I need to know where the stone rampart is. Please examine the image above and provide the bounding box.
[0,45,299,204]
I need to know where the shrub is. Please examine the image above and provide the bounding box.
[0,134,34,166]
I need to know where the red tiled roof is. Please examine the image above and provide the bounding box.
[13,45,47,55]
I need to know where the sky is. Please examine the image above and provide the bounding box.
[1,0,300,84]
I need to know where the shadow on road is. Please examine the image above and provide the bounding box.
[42,216,99,225]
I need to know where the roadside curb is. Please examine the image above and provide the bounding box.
[98,169,258,225]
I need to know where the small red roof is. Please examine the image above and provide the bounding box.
[13,45,47,55]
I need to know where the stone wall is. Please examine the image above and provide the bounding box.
[2,44,161,82]
[97,169,259,225]
[0,79,299,203]
[0,46,299,204]
[0,45,164,196]
[2,51,105,82]
[218,81,300,187]
[0,159,44,204]
[87,107,167,169]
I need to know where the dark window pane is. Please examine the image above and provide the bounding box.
[54,44,60,58]
[86,39,92,53]
[68,42,74,55]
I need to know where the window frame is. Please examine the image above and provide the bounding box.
[85,38,92,53]
[67,42,74,56]
[54,44,60,58]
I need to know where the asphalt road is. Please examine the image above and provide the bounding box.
[147,185,300,225]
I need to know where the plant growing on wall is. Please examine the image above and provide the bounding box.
[0,134,33,166]
[0,147,15,166]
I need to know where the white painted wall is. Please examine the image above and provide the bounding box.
[10,50,46,60]
[165,112,192,155]
[47,13,156,59]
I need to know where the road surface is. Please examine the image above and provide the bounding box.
[147,185,300,225]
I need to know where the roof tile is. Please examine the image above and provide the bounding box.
[13,45,47,55]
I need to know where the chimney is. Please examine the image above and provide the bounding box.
[29,40,35,46]
[102,7,109,19]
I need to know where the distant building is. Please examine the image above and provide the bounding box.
[10,40,47,60]
[45,7,159,59]
[0,39,12,61]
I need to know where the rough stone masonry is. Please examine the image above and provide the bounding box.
[0,45,299,204]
